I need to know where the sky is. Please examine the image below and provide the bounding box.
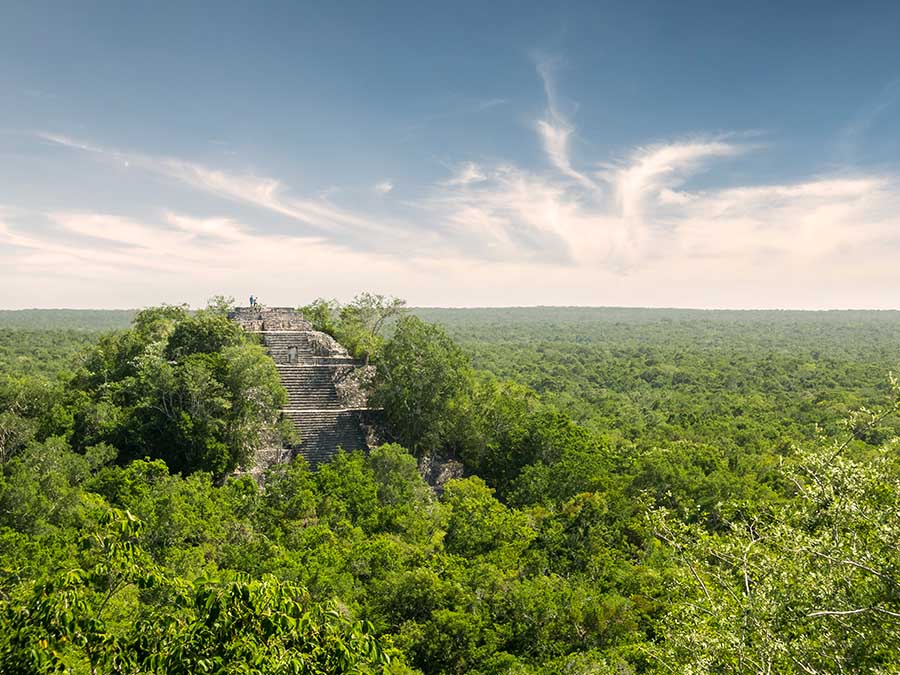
[2,0,900,309]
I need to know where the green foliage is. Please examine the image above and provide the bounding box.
[156,577,401,675]
[367,444,436,536]
[0,309,136,331]
[0,328,100,378]
[442,477,532,558]
[414,307,900,449]
[336,293,407,364]
[69,305,288,477]
[299,298,342,336]
[373,316,472,455]
[4,305,900,673]
[300,293,406,363]
[0,507,405,674]
[648,383,900,674]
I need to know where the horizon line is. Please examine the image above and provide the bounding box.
[4,305,900,314]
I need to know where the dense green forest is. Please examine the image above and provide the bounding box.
[0,309,137,331]
[2,303,900,673]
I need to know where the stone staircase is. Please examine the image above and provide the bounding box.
[229,307,373,469]
[278,365,341,408]
[280,410,370,466]
[260,332,358,366]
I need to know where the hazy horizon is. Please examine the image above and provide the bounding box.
[4,303,900,313]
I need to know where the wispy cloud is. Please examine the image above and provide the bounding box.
[409,60,900,282]
[23,62,900,309]
[835,78,900,164]
[36,132,103,154]
[426,131,900,274]
[425,164,578,263]
[38,133,415,246]
[36,124,900,279]
[607,139,744,217]
[441,162,487,187]
[535,59,598,191]
[0,204,442,308]
[474,98,508,111]
[400,95,509,142]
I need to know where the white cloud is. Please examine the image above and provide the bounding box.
[607,140,743,218]
[36,132,103,154]
[415,64,900,290]
[442,162,487,187]
[24,88,900,309]
[835,78,900,163]
[38,134,402,241]
[0,207,416,306]
[427,133,900,282]
[534,60,598,191]
[163,212,248,241]
[475,98,508,111]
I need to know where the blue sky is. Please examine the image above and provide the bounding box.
[2,0,900,308]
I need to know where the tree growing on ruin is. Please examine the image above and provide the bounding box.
[300,293,406,363]
[70,305,290,478]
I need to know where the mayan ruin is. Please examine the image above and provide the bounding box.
[229,306,375,469]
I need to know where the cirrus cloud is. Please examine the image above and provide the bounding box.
[18,62,900,310]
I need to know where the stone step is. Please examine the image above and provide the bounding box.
[283,386,339,397]
[262,333,319,362]
[282,389,339,398]
[276,366,342,376]
[282,408,369,467]
[278,357,359,366]
[277,368,342,410]
[229,308,313,333]
[280,380,338,388]
[284,390,339,398]
[286,399,342,409]
[282,388,339,397]
[260,331,358,366]
[276,366,338,378]
[280,378,338,390]
[281,384,338,393]
[275,362,365,416]
[287,402,342,410]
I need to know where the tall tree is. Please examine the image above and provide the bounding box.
[372,316,471,455]
[300,294,406,363]
[70,306,289,477]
